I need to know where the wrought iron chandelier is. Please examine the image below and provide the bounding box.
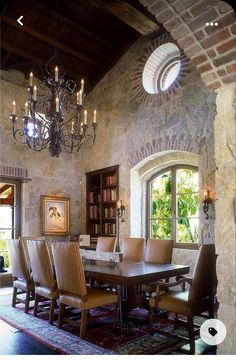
[10,57,97,158]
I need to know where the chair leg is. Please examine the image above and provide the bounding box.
[80,310,88,339]
[112,303,117,330]
[34,294,40,317]
[174,313,179,329]
[49,299,56,325]
[12,287,17,307]
[25,289,31,314]
[209,296,215,318]
[187,316,195,354]
[58,302,65,329]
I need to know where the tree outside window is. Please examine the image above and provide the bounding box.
[148,166,199,248]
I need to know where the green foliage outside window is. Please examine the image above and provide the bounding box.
[0,238,10,268]
[151,169,199,243]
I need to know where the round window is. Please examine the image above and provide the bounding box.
[142,43,181,94]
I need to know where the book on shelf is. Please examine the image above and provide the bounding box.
[89,205,99,219]
[104,222,116,235]
[103,188,116,202]
[88,192,101,203]
[104,207,116,218]
[105,173,117,186]
[90,223,100,234]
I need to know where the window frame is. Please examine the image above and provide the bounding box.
[0,178,21,238]
[146,165,199,250]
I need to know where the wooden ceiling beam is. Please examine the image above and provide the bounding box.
[32,0,114,50]
[93,0,160,35]
[1,40,83,81]
[2,15,102,68]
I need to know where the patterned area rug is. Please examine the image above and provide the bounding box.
[0,304,186,355]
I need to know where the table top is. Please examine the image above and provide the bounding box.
[84,261,190,285]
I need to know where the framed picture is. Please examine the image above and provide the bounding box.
[41,195,70,235]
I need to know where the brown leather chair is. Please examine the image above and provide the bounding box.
[20,236,46,269]
[7,239,34,313]
[121,237,145,262]
[145,238,173,263]
[96,236,116,252]
[27,240,59,324]
[149,244,218,353]
[51,242,118,339]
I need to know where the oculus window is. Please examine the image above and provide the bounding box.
[147,166,199,248]
[142,42,181,94]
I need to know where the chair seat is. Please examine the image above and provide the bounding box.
[60,287,117,310]
[149,290,191,316]
[14,278,34,291]
[35,285,59,300]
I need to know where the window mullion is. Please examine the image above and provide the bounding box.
[172,168,177,245]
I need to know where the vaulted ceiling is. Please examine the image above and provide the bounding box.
[0,0,163,92]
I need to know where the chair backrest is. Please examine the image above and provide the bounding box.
[7,239,30,280]
[51,242,87,298]
[20,236,46,268]
[121,237,145,262]
[96,237,116,252]
[189,244,217,302]
[27,240,56,289]
[145,239,173,264]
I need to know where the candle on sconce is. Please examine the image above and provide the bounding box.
[56,97,59,112]
[25,101,28,117]
[12,101,16,115]
[71,121,74,134]
[93,109,97,123]
[84,109,87,124]
[29,72,33,87]
[33,85,37,101]
[81,78,84,93]
[117,201,120,209]
[55,66,59,82]
[204,191,207,200]
[79,90,82,105]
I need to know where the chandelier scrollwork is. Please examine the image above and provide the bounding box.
[10,57,97,158]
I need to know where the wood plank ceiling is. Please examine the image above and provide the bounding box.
[0,0,163,92]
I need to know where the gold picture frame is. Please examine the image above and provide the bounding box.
[41,195,70,235]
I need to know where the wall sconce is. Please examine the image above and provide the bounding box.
[116,200,125,252]
[203,190,212,220]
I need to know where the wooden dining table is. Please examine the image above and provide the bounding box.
[84,260,190,329]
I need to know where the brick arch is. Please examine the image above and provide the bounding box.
[128,133,203,168]
[139,0,236,90]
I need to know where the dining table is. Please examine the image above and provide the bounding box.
[83,260,190,330]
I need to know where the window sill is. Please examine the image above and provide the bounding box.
[174,243,198,250]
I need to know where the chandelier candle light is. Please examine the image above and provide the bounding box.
[10,65,97,158]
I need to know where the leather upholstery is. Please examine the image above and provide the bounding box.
[7,239,31,281]
[27,240,57,290]
[20,236,46,268]
[7,238,34,313]
[150,290,191,316]
[145,239,173,264]
[35,285,59,299]
[189,244,217,302]
[51,242,118,337]
[148,244,217,353]
[60,287,117,310]
[52,242,87,297]
[121,237,145,262]
[14,278,34,291]
[149,244,217,316]
[96,237,116,252]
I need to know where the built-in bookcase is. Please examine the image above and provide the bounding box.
[86,165,119,238]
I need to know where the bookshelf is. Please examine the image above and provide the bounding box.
[86,165,119,239]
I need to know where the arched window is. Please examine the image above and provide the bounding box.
[147,165,199,248]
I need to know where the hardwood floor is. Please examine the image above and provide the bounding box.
[0,319,58,355]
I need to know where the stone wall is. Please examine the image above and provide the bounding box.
[0,70,85,238]
[214,82,236,354]
[85,35,217,243]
